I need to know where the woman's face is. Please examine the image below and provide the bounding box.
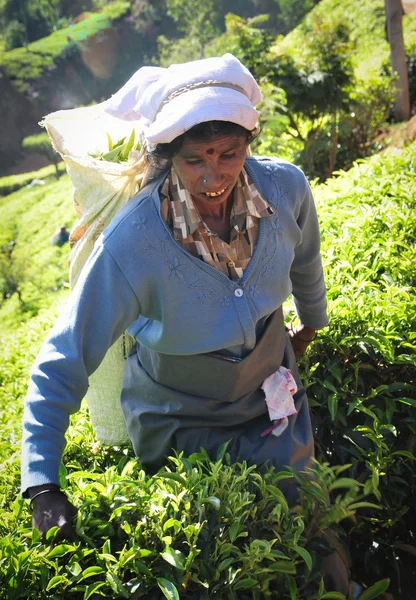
[171,133,249,208]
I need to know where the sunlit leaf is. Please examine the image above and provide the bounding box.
[157,577,180,600]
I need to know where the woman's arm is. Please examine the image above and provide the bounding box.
[289,176,328,333]
[21,242,141,497]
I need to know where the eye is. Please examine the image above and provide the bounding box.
[222,153,236,160]
[185,159,202,165]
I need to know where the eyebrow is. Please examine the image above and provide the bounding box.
[178,142,243,159]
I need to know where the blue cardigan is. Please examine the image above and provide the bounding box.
[21,156,328,494]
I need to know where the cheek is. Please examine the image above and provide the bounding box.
[172,161,199,186]
[229,158,246,179]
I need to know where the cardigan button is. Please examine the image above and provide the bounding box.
[234,288,244,297]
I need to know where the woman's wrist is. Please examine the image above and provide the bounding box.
[28,483,61,500]
[290,323,317,342]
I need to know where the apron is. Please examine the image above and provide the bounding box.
[121,307,314,476]
[122,311,349,592]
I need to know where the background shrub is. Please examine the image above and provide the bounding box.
[22,133,61,179]
[4,20,26,51]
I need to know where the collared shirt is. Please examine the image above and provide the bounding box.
[160,167,275,280]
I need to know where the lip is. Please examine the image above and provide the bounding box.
[202,185,228,198]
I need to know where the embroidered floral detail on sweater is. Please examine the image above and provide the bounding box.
[248,284,259,299]
[166,256,186,280]
[134,216,217,302]
[264,164,279,179]
[133,217,147,231]
[251,215,282,290]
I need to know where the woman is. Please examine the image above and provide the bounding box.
[21,54,348,593]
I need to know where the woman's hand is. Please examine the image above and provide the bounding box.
[287,323,316,357]
[29,484,77,541]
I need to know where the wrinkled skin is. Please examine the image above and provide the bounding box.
[30,485,77,541]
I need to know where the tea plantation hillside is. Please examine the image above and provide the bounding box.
[0,172,74,332]
[0,145,415,598]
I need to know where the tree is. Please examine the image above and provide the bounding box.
[275,0,320,33]
[166,0,222,58]
[385,0,410,121]
[214,13,275,76]
[268,19,355,177]
[22,133,61,180]
[0,0,61,48]
[0,240,25,305]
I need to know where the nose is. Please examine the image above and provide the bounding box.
[202,164,225,188]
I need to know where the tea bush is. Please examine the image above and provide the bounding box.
[0,172,74,331]
[0,163,65,197]
[0,144,415,598]
[303,145,416,590]
[22,133,62,180]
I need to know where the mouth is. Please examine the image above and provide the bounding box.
[204,187,227,198]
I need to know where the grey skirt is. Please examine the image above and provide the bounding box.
[121,308,314,474]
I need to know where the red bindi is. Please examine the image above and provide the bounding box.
[206,148,215,155]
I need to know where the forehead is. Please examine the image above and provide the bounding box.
[177,133,247,156]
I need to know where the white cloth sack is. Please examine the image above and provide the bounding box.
[42,104,148,445]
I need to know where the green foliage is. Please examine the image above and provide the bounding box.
[209,13,275,76]
[157,33,203,66]
[285,75,395,180]
[0,239,26,304]
[207,15,290,163]
[268,18,355,178]
[247,8,403,180]
[22,133,61,179]
[166,0,221,37]
[210,11,381,179]
[277,0,416,81]
[0,0,61,46]
[334,77,394,165]
[0,173,73,332]
[159,0,222,61]
[0,407,381,599]
[0,139,415,596]
[90,129,142,163]
[382,41,416,113]
[303,144,416,587]
[0,163,64,197]
[275,0,320,33]
[3,19,26,51]
[0,1,131,93]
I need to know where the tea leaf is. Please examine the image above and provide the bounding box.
[84,581,107,599]
[157,577,180,600]
[46,574,67,590]
[293,545,312,571]
[47,544,77,559]
[233,577,258,590]
[78,566,106,580]
[357,578,390,600]
[161,547,186,570]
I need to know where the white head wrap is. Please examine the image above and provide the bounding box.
[102,53,262,151]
